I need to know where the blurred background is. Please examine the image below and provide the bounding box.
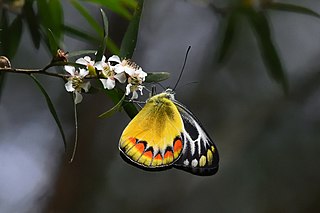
[1,0,320,212]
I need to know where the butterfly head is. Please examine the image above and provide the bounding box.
[164,88,175,100]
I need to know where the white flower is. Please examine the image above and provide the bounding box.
[76,56,96,75]
[108,55,145,78]
[106,56,148,99]
[125,83,144,100]
[64,65,91,104]
[95,56,126,90]
[76,56,94,68]
[128,67,147,82]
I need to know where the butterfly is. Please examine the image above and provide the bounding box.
[118,88,219,176]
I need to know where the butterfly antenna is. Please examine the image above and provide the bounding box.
[175,81,199,92]
[173,46,191,91]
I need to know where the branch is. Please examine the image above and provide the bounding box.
[0,66,109,80]
[0,67,67,79]
[0,57,103,79]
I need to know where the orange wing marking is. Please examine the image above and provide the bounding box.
[173,137,183,159]
[163,149,174,164]
[152,153,163,166]
[138,148,154,166]
[126,141,146,161]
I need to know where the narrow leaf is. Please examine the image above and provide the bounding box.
[98,94,125,118]
[106,37,120,55]
[96,9,109,61]
[0,14,23,58]
[101,83,138,118]
[246,9,288,92]
[63,24,100,44]
[7,16,23,58]
[216,9,239,62]
[47,29,60,56]
[48,0,64,42]
[70,0,103,37]
[24,1,41,49]
[67,50,97,58]
[29,74,67,151]
[119,0,144,58]
[145,72,170,83]
[267,2,320,19]
[82,0,134,20]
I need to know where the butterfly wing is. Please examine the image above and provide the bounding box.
[119,93,184,169]
[173,100,219,176]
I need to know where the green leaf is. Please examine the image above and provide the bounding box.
[216,9,239,62]
[37,0,64,50]
[145,72,170,83]
[8,16,23,58]
[70,0,103,37]
[106,37,120,55]
[29,74,67,151]
[0,10,9,55]
[96,9,109,61]
[0,14,23,58]
[267,2,320,19]
[246,9,288,92]
[82,0,135,20]
[48,0,63,41]
[47,29,60,56]
[67,50,97,58]
[101,84,138,119]
[98,94,125,118]
[63,24,100,44]
[119,0,144,58]
[23,1,41,49]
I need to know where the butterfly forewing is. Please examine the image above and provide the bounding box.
[173,100,219,176]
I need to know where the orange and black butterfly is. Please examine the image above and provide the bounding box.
[119,88,219,176]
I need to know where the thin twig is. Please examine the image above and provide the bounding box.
[69,94,78,163]
[0,67,109,80]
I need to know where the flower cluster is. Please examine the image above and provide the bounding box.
[64,55,147,104]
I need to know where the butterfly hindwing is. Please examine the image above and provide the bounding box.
[119,92,184,169]
[173,100,219,176]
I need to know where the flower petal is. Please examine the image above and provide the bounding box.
[76,57,88,66]
[81,81,91,92]
[84,56,92,64]
[124,66,135,76]
[125,83,132,95]
[131,91,138,99]
[137,85,144,95]
[94,61,104,71]
[100,78,115,90]
[108,55,121,64]
[113,64,125,74]
[65,81,75,92]
[106,78,116,90]
[101,55,106,63]
[64,66,75,76]
[138,70,147,81]
[114,72,127,83]
[79,68,89,77]
[74,91,83,104]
